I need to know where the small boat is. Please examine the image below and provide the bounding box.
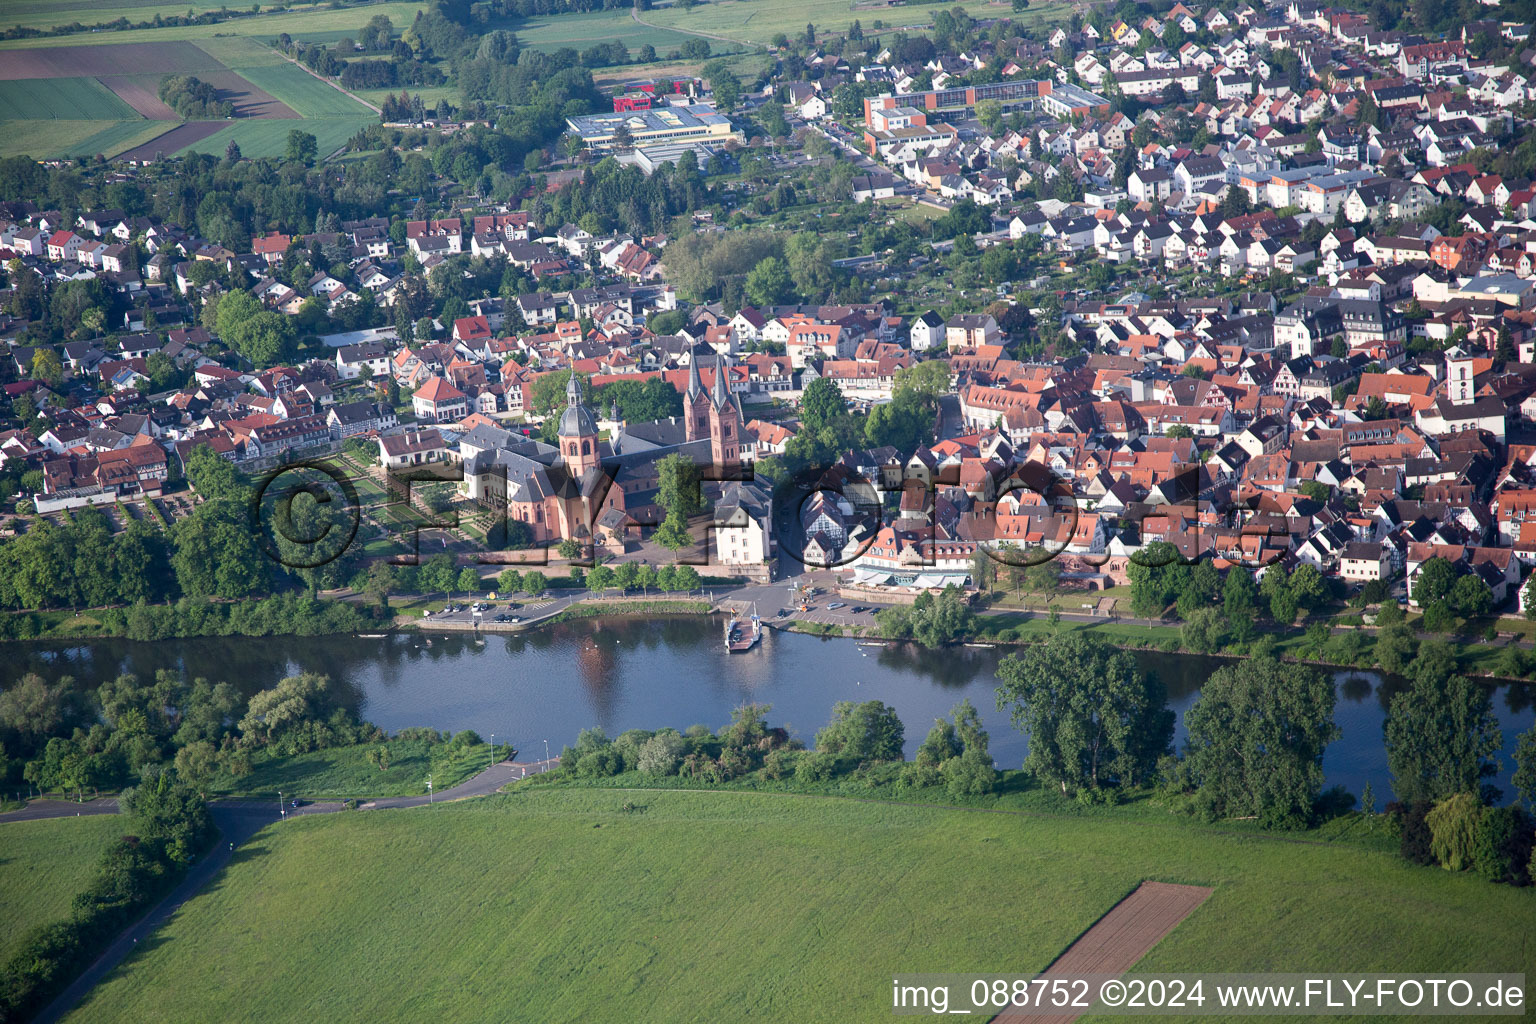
[856,641,884,648]
[356,633,388,639]
[963,642,995,649]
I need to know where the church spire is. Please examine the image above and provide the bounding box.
[711,351,729,408]
[686,349,703,400]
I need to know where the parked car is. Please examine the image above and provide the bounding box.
[827,602,846,610]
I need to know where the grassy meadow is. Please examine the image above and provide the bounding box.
[205,739,505,801]
[641,0,1070,48]
[62,787,1536,1024]
[0,816,126,964]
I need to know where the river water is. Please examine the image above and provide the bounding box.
[7,616,1534,804]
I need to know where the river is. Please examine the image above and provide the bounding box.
[6,616,1534,804]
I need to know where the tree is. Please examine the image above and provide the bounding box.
[1182,657,1338,828]
[995,633,1172,794]
[800,377,848,434]
[286,129,319,165]
[1385,673,1502,804]
[655,509,693,552]
[521,571,547,596]
[1448,574,1492,618]
[1413,557,1458,607]
[1426,792,1484,872]
[745,255,794,307]
[704,60,741,113]
[1125,541,1189,618]
[975,98,1003,135]
[656,451,704,517]
[496,569,522,595]
[172,740,217,795]
[814,700,904,762]
[29,348,62,387]
[457,567,481,594]
[1514,724,1536,808]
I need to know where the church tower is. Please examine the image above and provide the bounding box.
[707,352,741,472]
[557,372,601,476]
[684,350,710,441]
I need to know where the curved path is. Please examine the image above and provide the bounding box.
[630,5,745,46]
[18,757,559,1024]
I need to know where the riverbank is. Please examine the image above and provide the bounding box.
[774,608,1535,685]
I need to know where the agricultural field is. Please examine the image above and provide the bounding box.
[63,788,1536,1024]
[170,116,376,159]
[0,2,432,49]
[0,816,126,965]
[0,118,171,159]
[0,32,375,160]
[641,0,1066,48]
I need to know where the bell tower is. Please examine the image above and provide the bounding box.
[707,353,741,472]
[557,372,601,475]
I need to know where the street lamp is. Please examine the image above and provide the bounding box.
[490,733,495,771]
[278,790,284,819]
[427,775,433,804]
[543,738,550,766]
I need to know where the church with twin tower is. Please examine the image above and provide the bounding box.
[463,350,747,552]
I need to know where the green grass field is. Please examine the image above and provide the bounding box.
[0,2,431,48]
[0,0,289,31]
[511,7,707,55]
[0,118,169,158]
[0,77,140,120]
[62,787,1536,1024]
[173,116,375,159]
[206,739,504,800]
[225,63,376,117]
[0,816,126,965]
[642,0,1065,47]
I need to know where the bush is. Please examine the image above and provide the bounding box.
[574,747,623,779]
[794,751,841,783]
[636,731,686,777]
[942,748,997,798]
[761,748,801,780]
[896,759,942,791]
[1472,805,1533,885]
[1394,801,1436,865]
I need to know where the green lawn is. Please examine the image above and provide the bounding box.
[63,788,1536,1024]
[0,816,126,965]
[172,116,375,159]
[207,739,505,800]
[0,118,170,159]
[0,77,140,120]
[228,62,377,117]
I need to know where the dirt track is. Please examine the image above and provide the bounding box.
[992,881,1213,1024]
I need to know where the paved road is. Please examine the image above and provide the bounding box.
[0,797,119,821]
[20,757,559,1024]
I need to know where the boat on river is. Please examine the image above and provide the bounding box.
[726,609,762,652]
